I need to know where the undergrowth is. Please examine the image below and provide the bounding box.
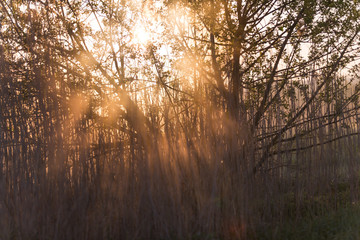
[256,203,360,240]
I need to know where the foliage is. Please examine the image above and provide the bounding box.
[256,204,360,240]
[0,0,360,239]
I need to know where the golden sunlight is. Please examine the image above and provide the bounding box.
[131,24,151,46]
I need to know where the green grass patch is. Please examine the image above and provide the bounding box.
[256,204,360,240]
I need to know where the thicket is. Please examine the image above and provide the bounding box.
[1,0,360,239]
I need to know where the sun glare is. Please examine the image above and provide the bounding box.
[132,25,151,46]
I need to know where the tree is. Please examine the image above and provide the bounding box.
[163,0,360,171]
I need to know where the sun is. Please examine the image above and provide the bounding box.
[132,25,151,46]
